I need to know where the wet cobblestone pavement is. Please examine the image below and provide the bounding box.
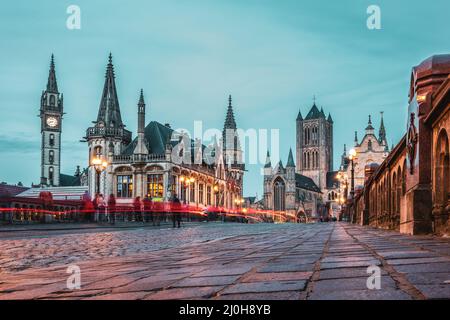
[0,222,449,300]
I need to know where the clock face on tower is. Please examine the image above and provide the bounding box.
[46,116,58,128]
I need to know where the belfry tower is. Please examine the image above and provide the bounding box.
[40,54,63,186]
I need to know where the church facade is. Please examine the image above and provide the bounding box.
[263,102,339,220]
[339,113,390,193]
[84,55,244,209]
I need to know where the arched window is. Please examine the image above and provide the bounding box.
[49,150,54,164]
[392,173,397,214]
[435,130,449,206]
[49,167,54,185]
[307,152,311,169]
[273,177,286,211]
[50,95,55,106]
[315,151,319,168]
[94,146,102,157]
[49,134,55,146]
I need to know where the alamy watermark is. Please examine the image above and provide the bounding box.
[66,5,81,30]
[367,5,381,30]
[66,264,81,290]
[366,265,381,290]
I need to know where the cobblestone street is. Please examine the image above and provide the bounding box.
[0,222,449,300]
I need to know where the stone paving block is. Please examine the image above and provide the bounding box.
[221,280,307,295]
[320,260,381,270]
[192,265,255,277]
[144,286,224,300]
[216,291,302,300]
[241,271,313,283]
[82,291,150,300]
[257,263,315,273]
[376,250,438,260]
[414,284,450,299]
[308,288,412,300]
[386,257,450,265]
[393,262,450,274]
[318,267,387,280]
[405,272,450,285]
[170,275,241,288]
[312,276,396,293]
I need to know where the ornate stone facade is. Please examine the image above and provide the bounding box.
[84,55,244,210]
[263,102,339,220]
[353,54,450,235]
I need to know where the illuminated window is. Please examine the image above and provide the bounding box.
[117,175,133,198]
[206,185,212,205]
[49,134,55,146]
[199,183,204,204]
[146,174,163,198]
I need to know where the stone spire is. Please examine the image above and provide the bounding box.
[354,131,359,145]
[96,53,124,128]
[223,94,239,149]
[365,115,375,136]
[297,109,303,121]
[223,95,237,131]
[286,148,295,167]
[46,54,59,94]
[133,89,148,155]
[264,150,272,168]
[379,111,387,144]
[327,113,333,123]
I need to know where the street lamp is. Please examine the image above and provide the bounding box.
[92,157,108,195]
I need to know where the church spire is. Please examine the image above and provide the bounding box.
[46,54,59,93]
[264,150,272,168]
[223,94,238,149]
[96,53,124,128]
[223,95,237,130]
[133,89,148,155]
[379,111,387,144]
[286,148,295,167]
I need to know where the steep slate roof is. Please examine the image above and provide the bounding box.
[295,174,321,193]
[286,149,295,167]
[305,103,325,120]
[96,54,124,128]
[60,174,81,187]
[326,171,340,189]
[121,121,210,159]
[47,54,58,93]
[244,196,257,204]
[122,121,173,155]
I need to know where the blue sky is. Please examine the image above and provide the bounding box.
[0,0,449,197]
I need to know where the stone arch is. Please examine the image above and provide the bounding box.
[434,129,449,206]
[273,176,286,211]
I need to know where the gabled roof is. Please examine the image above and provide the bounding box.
[295,174,321,193]
[122,121,210,160]
[122,121,174,155]
[0,184,29,198]
[60,174,81,187]
[326,171,340,189]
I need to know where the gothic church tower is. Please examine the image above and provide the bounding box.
[296,100,333,190]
